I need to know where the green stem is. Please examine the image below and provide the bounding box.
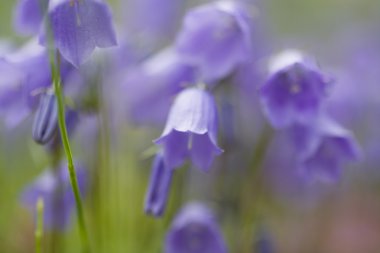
[35,197,44,253]
[240,125,274,253]
[50,53,90,253]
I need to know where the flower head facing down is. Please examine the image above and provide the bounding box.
[294,117,361,182]
[44,0,117,67]
[175,1,252,82]
[21,161,87,230]
[260,49,332,128]
[165,203,227,253]
[144,152,173,217]
[155,87,223,171]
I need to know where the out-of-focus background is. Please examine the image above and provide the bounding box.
[0,0,380,253]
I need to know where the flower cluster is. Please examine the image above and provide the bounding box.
[144,0,252,218]
[0,0,370,252]
[260,49,361,182]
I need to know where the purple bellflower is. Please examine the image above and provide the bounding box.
[44,0,117,67]
[155,87,223,171]
[144,152,173,217]
[13,0,49,35]
[21,161,87,230]
[175,1,252,82]
[165,203,227,253]
[292,117,361,182]
[260,49,332,129]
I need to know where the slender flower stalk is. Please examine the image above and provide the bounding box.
[35,197,44,253]
[49,51,90,252]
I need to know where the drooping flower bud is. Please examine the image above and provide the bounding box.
[155,87,223,171]
[144,152,173,217]
[32,92,58,144]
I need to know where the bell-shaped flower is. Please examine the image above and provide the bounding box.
[44,0,117,67]
[155,87,223,171]
[294,117,361,182]
[13,0,49,35]
[21,161,87,230]
[260,49,332,129]
[165,203,227,253]
[175,1,252,82]
[144,152,173,217]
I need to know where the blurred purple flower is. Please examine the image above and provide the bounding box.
[13,0,49,35]
[165,203,227,253]
[260,49,331,129]
[175,1,252,82]
[0,40,74,129]
[144,152,173,217]
[44,0,117,67]
[255,227,275,253]
[21,161,87,230]
[155,87,223,171]
[0,40,51,127]
[294,117,361,182]
[123,48,196,126]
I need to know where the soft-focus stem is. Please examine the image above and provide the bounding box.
[35,198,44,253]
[49,53,90,253]
[241,125,274,253]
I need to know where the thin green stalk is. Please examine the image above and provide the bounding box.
[240,125,274,253]
[35,198,44,253]
[49,53,90,253]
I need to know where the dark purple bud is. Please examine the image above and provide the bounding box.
[32,92,58,145]
[144,152,173,217]
[165,203,227,253]
[154,87,223,171]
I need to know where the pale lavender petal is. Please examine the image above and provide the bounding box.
[191,133,223,172]
[155,130,189,169]
[46,0,117,67]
